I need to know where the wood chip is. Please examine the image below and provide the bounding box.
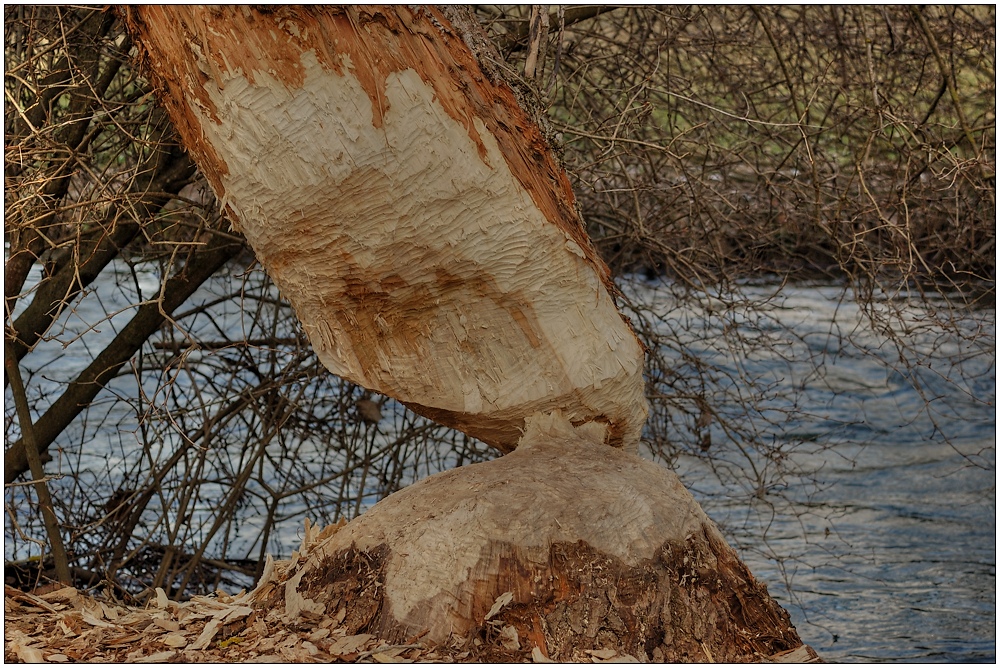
[39,587,79,604]
[593,654,639,663]
[106,632,145,646]
[532,646,555,663]
[152,617,180,632]
[45,654,69,662]
[56,618,78,638]
[484,591,514,620]
[329,633,374,655]
[80,609,116,628]
[587,648,618,659]
[187,619,222,650]
[136,651,177,663]
[247,654,282,663]
[283,570,325,618]
[500,625,520,651]
[219,605,254,623]
[13,643,44,663]
[162,633,188,648]
[770,644,822,663]
[100,602,120,621]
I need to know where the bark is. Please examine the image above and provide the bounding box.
[123,5,648,453]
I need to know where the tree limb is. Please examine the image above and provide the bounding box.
[8,133,196,365]
[4,231,244,484]
[4,342,72,584]
[496,5,621,53]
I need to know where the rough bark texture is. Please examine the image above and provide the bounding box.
[123,5,647,452]
[259,414,804,661]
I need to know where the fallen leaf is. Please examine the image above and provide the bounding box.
[485,591,514,620]
[587,648,618,659]
[136,651,176,663]
[532,646,555,663]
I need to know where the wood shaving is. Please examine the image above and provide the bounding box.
[3,517,820,663]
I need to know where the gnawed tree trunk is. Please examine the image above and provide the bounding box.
[123,5,647,452]
[124,5,815,661]
[253,413,806,662]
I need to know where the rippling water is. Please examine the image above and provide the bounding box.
[640,282,996,663]
[6,264,995,662]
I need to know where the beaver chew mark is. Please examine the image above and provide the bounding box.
[296,544,390,636]
[469,531,801,663]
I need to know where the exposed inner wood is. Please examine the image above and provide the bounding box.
[261,413,804,661]
[125,5,648,451]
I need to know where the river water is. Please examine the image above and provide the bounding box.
[630,281,995,662]
[5,263,995,662]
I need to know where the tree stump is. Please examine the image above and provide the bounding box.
[257,413,803,662]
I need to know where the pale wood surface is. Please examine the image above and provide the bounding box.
[270,412,806,660]
[126,6,648,451]
[302,412,710,638]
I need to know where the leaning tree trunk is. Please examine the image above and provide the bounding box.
[124,5,816,662]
